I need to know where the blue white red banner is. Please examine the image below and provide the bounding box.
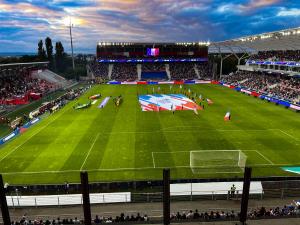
[138,94,201,112]
[0,118,40,146]
[107,80,210,85]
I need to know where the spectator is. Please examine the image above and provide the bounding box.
[221,71,300,104]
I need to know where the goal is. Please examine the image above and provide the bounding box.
[189,150,247,174]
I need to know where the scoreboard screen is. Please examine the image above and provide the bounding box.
[146,48,159,56]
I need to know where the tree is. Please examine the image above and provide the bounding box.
[37,40,46,60]
[55,41,65,71]
[45,37,53,67]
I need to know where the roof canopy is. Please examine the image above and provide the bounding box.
[209,27,300,54]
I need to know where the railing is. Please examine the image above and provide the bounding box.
[6,187,300,208]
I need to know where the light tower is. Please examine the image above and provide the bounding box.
[68,17,75,70]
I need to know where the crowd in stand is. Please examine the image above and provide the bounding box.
[248,204,300,218]
[10,202,300,225]
[171,204,300,222]
[93,213,149,224]
[196,63,211,79]
[10,213,149,225]
[141,63,165,72]
[89,61,108,79]
[0,69,53,104]
[250,50,300,62]
[169,62,197,80]
[221,71,300,104]
[111,64,137,81]
[89,61,211,81]
[171,209,237,221]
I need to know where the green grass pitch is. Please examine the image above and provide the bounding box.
[0,84,299,185]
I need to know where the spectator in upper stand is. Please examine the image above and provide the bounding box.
[169,62,212,80]
[0,70,52,104]
[142,63,165,72]
[169,62,197,80]
[250,50,300,62]
[221,71,300,104]
[89,61,109,79]
[111,63,137,81]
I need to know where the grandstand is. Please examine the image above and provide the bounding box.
[89,42,211,81]
[209,28,300,107]
[0,62,72,107]
[1,28,300,225]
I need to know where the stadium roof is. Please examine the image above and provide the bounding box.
[209,27,300,54]
[0,61,49,68]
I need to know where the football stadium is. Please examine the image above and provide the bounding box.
[1,1,300,225]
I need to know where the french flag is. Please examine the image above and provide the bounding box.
[224,112,231,121]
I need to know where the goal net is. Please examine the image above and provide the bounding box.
[190,150,247,174]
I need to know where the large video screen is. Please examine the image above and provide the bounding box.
[147,48,159,56]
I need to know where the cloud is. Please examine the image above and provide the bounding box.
[0,0,299,53]
[216,0,281,14]
[216,4,238,13]
[277,8,300,17]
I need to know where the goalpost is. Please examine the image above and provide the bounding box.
[189,150,247,174]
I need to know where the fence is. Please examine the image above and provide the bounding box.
[2,169,300,225]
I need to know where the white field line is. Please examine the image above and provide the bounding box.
[253,150,274,165]
[0,109,68,163]
[104,129,270,134]
[161,126,269,132]
[275,129,299,142]
[87,128,294,135]
[80,133,100,171]
[151,152,156,168]
[0,163,295,175]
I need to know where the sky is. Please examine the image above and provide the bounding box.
[0,0,300,53]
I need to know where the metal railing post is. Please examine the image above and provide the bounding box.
[0,174,11,225]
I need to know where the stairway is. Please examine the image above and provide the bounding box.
[165,64,171,80]
[108,64,113,80]
[137,64,142,80]
[194,64,200,79]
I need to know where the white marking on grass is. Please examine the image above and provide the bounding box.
[253,150,274,165]
[275,129,299,142]
[151,152,156,168]
[0,110,68,163]
[80,133,100,171]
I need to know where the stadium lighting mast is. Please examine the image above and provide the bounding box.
[67,17,75,70]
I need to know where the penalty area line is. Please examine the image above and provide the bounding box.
[275,129,299,142]
[80,133,100,171]
[254,150,274,165]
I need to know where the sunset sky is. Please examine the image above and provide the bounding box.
[0,0,300,53]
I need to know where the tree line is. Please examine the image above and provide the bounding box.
[0,37,89,80]
[38,37,67,72]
